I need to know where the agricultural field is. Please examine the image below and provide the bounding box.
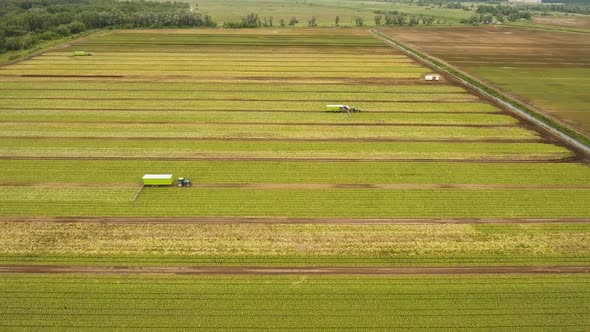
[0,274,589,330]
[0,28,589,329]
[0,29,588,219]
[1,222,589,267]
[193,0,473,26]
[531,15,590,32]
[383,26,590,137]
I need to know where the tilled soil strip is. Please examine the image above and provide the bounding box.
[3,217,589,225]
[2,182,589,190]
[0,107,499,114]
[0,137,543,143]
[0,265,589,275]
[0,156,578,163]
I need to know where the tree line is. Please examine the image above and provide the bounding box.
[0,0,216,54]
[461,4,532,24]
[224,11,438,28]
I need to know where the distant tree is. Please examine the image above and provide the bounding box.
[289,17,298,26]
[203,15,215,27]
[0,0,218,54]
[308,16,317,27]
[422,16,435,25]
[395,15,406,26]
[335,16,340,26]
[354,16,364,27]
[408,16,418,26]
[280,18,286,27]
[241,13,259,27]
[68,21,87,34]
[374,15,382,26]
[268,16,273,27]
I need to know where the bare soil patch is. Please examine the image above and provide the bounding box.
[3,216,589,225]
[534,16,590,30]
[0,265,588,275]
[0,156,578,163]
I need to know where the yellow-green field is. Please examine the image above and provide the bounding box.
[1,28,589,330]
[0,29,588,219]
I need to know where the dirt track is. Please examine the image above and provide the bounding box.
[1,182,588,190]
[0,136,543,143]
[3,216,589,224]
[0,265,588,275]
[0,156,578,163]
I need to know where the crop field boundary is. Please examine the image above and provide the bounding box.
[0,156,578,163]
[1,265,589,275]
[3,216,589,224]
[370,29,590,156]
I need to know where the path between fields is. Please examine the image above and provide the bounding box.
[3,216,589,224]
[0,136,544,143]
[0,156,579,163]
[0,265,589,275]
[1,182,590,190]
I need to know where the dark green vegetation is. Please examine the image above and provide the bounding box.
[1,223,589,267]
[0,0,215,55]
[1,274,589,330]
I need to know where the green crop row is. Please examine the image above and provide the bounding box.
[0,138,572,160]
[0,222,588,267]
[48,45,410,56]
[12,63,424,72]
[0,91,476,102]
[0,81,464,93]
[0,99,500,112]
[0,110,517,125]
[0,122,538,140]
[0,160,588,184]
[90,34,384,45]
[0,69,426,78]
[27,58,416,66]
[0,80,455,91]
[0,187,588,217]
[0,274,588,330]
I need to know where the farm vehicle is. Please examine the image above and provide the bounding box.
[177,177,192,187]
[326,105,361,114]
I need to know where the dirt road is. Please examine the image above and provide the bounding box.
[1,265,588,275]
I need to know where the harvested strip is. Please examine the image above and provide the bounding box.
[1,222,588,268]
[0,265,589,275]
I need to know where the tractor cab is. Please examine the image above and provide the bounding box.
[177,177,192,187]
